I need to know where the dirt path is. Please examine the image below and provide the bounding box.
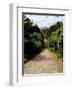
[24,49,63,74]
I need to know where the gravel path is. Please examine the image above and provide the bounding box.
[24,49,63,74]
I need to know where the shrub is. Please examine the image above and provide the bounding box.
[24,32,45,61]
[32,32,45,48]
[48,39,58,51]
[48,22,63,58]
[57,33,63,57]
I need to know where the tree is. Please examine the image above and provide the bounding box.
[48,21,63,58]
[24,16,45,61]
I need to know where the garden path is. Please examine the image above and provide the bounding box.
[24,49,63,74]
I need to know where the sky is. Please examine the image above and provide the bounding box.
[25,14,64,28]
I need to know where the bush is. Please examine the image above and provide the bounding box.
[48,22,63,58]
[57,33,63,57]
[48,39,58,51]
[24,16,45,61]
[32,32,45,48]
[24,32,45,61]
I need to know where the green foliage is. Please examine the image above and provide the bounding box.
[32,32,45,50]
[48,22,63,58]
[24,16,45,61]
[24,15,63,62]
[48,39,58,51]
[41,29,49,39]
[32,32,42,41]
[57,33,63,57]
[32,38,42,48]
[49,22,62,32]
